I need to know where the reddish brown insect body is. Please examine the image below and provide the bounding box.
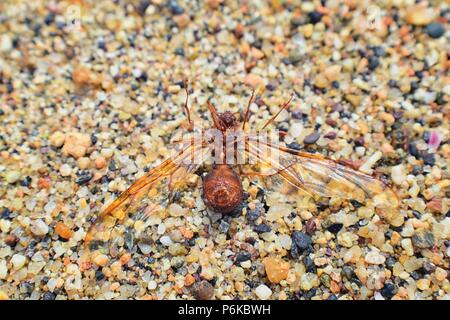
[201,108,243,214]
[202,164,243,213]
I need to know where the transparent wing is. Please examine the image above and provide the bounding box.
[245,136,399,217]
[85,138,211,254]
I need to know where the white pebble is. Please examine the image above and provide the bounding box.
[60,164,72,177]
[365,250,386,265]
[30,219,49,236]
[391,164,406,185]
[148,280,157,290]
[0,260,7,279]
[157,223,166,235]
[359,151,382,174]
[159,236,173,246]
[11,254,26,270]
[290,122,303,138]
[255,284,272,299]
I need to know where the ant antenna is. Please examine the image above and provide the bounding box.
[261,94,294,130]
[242,89,255,131]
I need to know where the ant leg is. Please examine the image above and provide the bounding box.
[183,79,193,131]
[207,100,224,131]
[261,94,294,130]
[242,89,255,131]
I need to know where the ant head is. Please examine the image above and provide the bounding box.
[219,111,237,129]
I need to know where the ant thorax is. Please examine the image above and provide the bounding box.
[170,125,282,167]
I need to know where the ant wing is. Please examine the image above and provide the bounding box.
[244,137,400,223]
[85,138,211,255]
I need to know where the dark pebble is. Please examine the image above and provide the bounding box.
[305,218,316,234]
[42,292,56,300]
[372,46,385,57]
[350,199,364,208]
[423,262,437,273]
[341,266,354,280]
[235,252,252,264]
[327,223,343,234]
[246,205,262,221]
[136,0,151,16]
[303,131,320,144]
[331,80,340,89]
[75,172,93,185]
[324,131,336,139]
[191,280,214,300]
[286,53,303,65]
[218,220,230,233]
[412,232,435,249]
[254,223,271,233]
[426,22,445,39]
[354,136,365,147]
[174,47,185,56]
[409,143,420,158]
[167,0,184,15]
[380,282,397,299]
[1,207,11,219]
[308,11,322,24]
[303,255,315,273]
[287,141,301,150]
[422,153,435,166]
[292,231,312,251]
[368,56,380,70]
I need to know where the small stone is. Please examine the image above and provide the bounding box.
[391,164,406,185]
[62,132,92,159]
[300,273,319,291]
[218,220,230,233]
[54,222,73,240]
[434,267,447,282]
[244,74,263,88]
[159,236,173,246]
[0,34,12,52]
[173,13,190,28]
[138,241,152,255]
[314,76,328,89]
[30,219,49,236]
[368,56,379,70]
[59,164,72,177]
[345,94,361,107]
[324,65,341,82]
[426,23,445,39]
[235,252,251,264]
[303,132,320,144]
[95,157,106,169]
[292,231,312,251]
[168,243,188,256]
[416,278,431,291]
[365,250,386,265]
[77,157,90,170]
[405,5,437,26]
[255,284,272,299]
[263,257,289,284]
[92,254,109,267]
[191,280,214,300]
[168,203,188,217]
[327,223,343,234]
[308,11,322,24]
[5,171,21,184]
[49,131,66,147]
[11,254,26,270]
[401,238,414,256]
[0,260,7,279]
[380,282,397,299]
